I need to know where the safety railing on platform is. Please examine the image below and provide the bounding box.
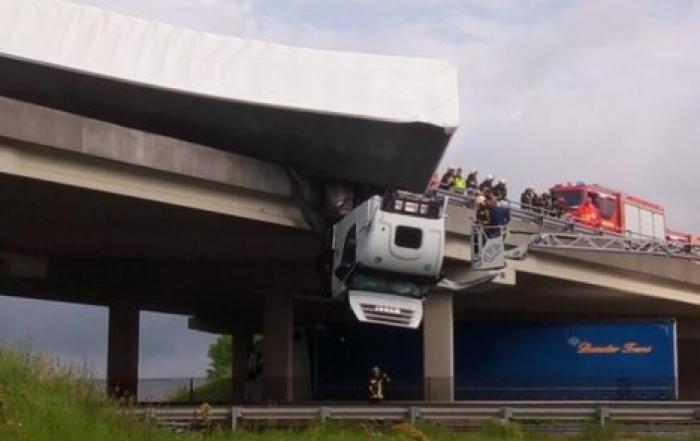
[434,189,700,260]
[131,402,700,432]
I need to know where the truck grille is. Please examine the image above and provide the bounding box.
[348,291,423,329]
[359,303,414,327]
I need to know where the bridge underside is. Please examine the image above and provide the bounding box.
[0,171,320,315]
[3,173,700,400]
[2,172,699,317]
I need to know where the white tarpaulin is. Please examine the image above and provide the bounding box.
[0,0,460,190]
[0,0,458,128]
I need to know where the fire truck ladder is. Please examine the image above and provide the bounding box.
[436,189,700,261]
[530,232,687,256]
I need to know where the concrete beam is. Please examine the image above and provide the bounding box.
[444,237,700,309]
[510,252,700,306]
[263,293,294,402]
[107,301,140,399]
[0,96,294,198]
[536,248,700,286]
[188,315,262,335]
[0,139,306,228]
[0,253,49,278]
[677,319,700,399]
[423,292,454,401]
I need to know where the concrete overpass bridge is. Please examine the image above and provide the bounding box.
[2,96,700,402]
[1,0,699,404]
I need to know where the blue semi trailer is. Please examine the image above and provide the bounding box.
[455,320,677,400]
[311,320,677,400]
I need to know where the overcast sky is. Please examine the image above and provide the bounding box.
[1,0,699,378]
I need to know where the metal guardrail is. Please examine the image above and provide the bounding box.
[435,189,700,261]
[132,402,700,432]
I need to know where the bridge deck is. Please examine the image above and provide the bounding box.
[0,0,458,191]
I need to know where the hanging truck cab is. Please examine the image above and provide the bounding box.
[331,192,445,329]
[331,191,517,329]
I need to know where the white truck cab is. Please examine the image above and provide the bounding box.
[331,191,445,328]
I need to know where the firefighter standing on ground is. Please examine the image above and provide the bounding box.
[368,366,391,402]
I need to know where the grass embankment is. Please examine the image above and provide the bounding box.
[0,348,695,441]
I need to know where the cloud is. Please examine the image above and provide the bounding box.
[0,296,216,378]
[72,0,258,36]
[0,296,108,375]
[139,312,217,379]
[244,0,700,234]
[437,0,700,231]
[291,0,700,231]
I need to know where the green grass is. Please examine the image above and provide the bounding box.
[0,348,693,441]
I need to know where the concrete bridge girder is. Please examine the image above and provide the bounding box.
[0,140,306,229]
[0,96,296,199]
[0,97,308,230]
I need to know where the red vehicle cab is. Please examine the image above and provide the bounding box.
[550,182,667,240]
[667,230,700,247]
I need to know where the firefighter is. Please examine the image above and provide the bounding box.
[532,192,543,213]
[438,166,455,190]
[482,186,495,207]
[479,174,494,193]
[466,169,479,191]
[244,340,264,403]
[578,196,602,227]
[489,199,511,238]
[473,195,493,254]
[476,195,491,228]
[520,185,536,210]
[554,196,568,218]
[493,178,508,201]
[541,190,553,215]
[429,172,439,189]
[450,168,466,194]
[368,366,390,402]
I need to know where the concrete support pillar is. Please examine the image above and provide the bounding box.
[677,319,700,399]
[423,292,454,401]
[231,329,254,403]
[107,301,140,399]
[263,293,294,402]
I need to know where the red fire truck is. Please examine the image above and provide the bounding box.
[666,230,700,248]
[550,182,671,241]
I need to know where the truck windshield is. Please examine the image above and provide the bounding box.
[553,190,584,207]
[349,273,430,298]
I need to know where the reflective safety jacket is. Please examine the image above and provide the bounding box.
[369,373,390,401]
[451,176,466,193]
